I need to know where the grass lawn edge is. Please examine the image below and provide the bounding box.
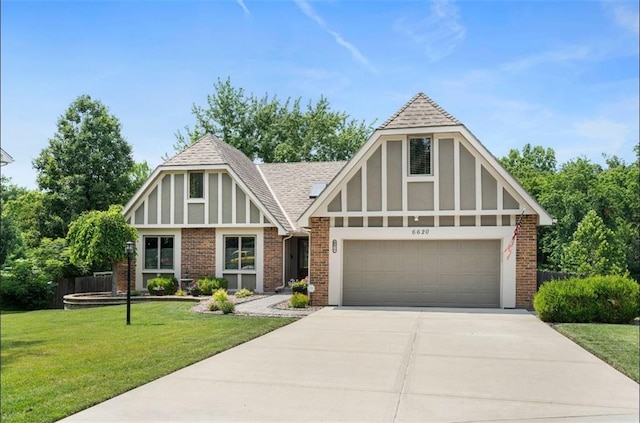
[551,322,640,383]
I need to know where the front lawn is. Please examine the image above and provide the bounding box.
[1,303,296,423]
[553,323,639,382]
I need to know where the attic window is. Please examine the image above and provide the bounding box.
[409,137,432,175]
[189,172,204,198]
[309,183,326,199]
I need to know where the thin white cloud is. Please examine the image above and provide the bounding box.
[500,46,591,73]
[236,0,250,15]
[294,0,378,74]
[602,0,639,35]
[395,0,466,62]
[572,118,629,151]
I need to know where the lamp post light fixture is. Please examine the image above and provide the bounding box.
[125,241,135,325]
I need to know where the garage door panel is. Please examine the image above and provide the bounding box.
[343,240,500,308]
[420,256,440,272]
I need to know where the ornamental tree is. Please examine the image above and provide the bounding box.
[67,205,137,295]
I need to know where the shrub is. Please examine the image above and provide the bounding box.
[0,259,56,310]
[213,288,228,303]
[197,277,228,295]
[175,289,186,297]
[289,293,309,308]
[534,275,639,323]
[208,289,234,313]
[219,299,235,314]
[291,280,308,295]
[235,288,253,298]
[188,285,201,297]
[216,277,229,290]
[146,276,177,295]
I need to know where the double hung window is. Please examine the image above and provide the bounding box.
[224,236,256,270]
[144,236,174,270]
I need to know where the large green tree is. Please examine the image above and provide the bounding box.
[33,95,135,237]
[561,210,627,276]
[500,143,556,198]
[0,214,22,267]
[499,145,639,279]
[67,205,137,295]
[171,77,374,162]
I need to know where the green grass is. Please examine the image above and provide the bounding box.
[1,303,296,423]
[553,323,639,382]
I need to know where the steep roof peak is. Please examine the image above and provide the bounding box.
[378,92,460,130]
[162,134,227,166]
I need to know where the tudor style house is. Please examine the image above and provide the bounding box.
[121,93,552,308]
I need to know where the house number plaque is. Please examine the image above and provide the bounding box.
[411,229,430,235]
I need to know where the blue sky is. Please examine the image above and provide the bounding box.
[2,0,638,189]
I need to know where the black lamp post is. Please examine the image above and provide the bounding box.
[125,241,134,325]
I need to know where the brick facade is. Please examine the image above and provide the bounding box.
[181,228,216,280]
[116,258,137,293]
[309,217,330,305]
[515,214,538,309]
[263,227,283,292]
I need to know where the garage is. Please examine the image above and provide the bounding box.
[342,240,500,307]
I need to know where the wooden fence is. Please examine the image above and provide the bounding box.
[49,274,113,309]
[536,270,580,289]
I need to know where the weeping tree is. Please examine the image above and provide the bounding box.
[67,205,137,295]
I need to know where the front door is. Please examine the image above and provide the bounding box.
[297,238,309,280]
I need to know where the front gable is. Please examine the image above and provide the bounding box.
[299,94,552,228]
[123,165,279,229]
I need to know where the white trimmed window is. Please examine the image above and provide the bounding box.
[224,236,256,271]
[144,236,174,270]
[409,137,432,175]
[189,172,204,199]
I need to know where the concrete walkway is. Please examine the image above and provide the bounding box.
[234,293,317,317]
[60,307,639,423]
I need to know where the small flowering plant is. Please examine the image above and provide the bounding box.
[291,279,308,295]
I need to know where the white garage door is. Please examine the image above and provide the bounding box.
[343,240,500,307]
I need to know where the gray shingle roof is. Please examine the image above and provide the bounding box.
[163,135,226,166]
[162,134,291,232]
[258,161,346,230]
[378,92,460,129]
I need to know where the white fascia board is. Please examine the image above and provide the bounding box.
[298,129,385,227]
[374,125,462,136]
[299,123,552,227]
[458,126,553,226]
[225,167,288,236]
[123,165,163,217]
[122,164,291,236]
[298,126,464,227]
[123,164,230,217]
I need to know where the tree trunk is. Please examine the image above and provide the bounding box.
[111,263,118,296]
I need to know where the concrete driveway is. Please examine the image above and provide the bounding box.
[60,307,639,423]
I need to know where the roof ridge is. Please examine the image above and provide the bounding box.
[378,92,424,129]
[420,93,460,124]
[378,92,460,129]
[255,165,296,230]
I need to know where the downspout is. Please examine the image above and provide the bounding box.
[276,234,293,292]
